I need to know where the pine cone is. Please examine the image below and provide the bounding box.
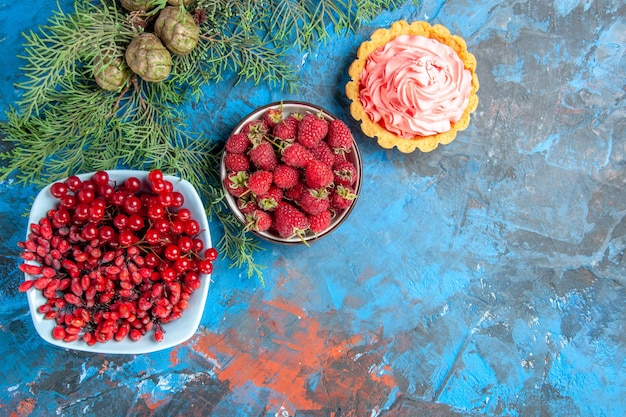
[167,0,194,5]
[154,6,200,55]
[119,0,159,12]
[93,53,131,91]
[125,33,172,83]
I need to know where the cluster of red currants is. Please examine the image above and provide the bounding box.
[18,170,217,345]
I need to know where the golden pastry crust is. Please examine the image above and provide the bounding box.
[346,20,479,153]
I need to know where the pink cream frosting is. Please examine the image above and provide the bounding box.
[359,35,472,137]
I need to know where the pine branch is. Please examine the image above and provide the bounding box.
[1,0,414,286]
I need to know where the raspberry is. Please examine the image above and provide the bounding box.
[224,152,250,172]
[241,119,269,142]
[249,140,278,171]
[310,141,335,167]
[284,181,306,202]
[327,119,354,153]
[331,185,357,210]
[308,210,332,234]
[245,209,273,232]
[304,159,334,189]
[237,196,259,215]
[296,113,328,148]
[262,107,284,128]
[333,160,358,186]
[282,143,313,168]
[299,188,330,215]
[274,201,310,239]
[223,171,248,197]
[256,186,283,211]
[272,164,300,189]
[247,170,273,196]
[225,132,251,154]
[272,115,299,140]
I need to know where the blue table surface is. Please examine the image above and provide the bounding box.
[1,1,625,416]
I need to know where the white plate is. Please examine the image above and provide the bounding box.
[23,170,212,354]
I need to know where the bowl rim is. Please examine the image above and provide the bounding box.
[221,101,363,245]
[22,169,212,354]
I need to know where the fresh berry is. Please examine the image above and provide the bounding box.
[327,119,354,153]
[284,181,306,202]
[224,152,251,172]
[299,188,330,215]
[331,185,357,210]
[308,210,332,234]
[333,160,358,186]
[256,186,283,211]
[272,115,299,140]
[17,170,217,345]
[237,196,260,215]
[241,119,269,142]
[245,209,273,232]
[310,141,335,167]
[282,143,313,168]
[272,164,300,189]
[223,171,248,197]
[249,140,278,171]
[305,159,334,189]
[225,132,251,154]
[247,170,273,196]
[274,201,310,239]
[297,113,328,148]
[262,107,284,128]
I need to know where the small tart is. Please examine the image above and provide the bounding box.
[346,20,479,153]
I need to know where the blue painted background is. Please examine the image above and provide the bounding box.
[1,1,625,416]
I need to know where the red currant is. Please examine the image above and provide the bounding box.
[92,171,109,186]
[148,169,163,183]
[124,177,142,193]
[204,247,219,262]
[164,245,180,261]
[176,208,192,222]
[50,182,68,198]
[65,175,82,191]
[198,259,213,274]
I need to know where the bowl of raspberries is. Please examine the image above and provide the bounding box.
[221,101,362,245]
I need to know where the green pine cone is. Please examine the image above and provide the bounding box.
[125,33,172,83]
[167,0,194,5]
[154,6,200,55]
[119,0,160,12]
[93,53,131,91]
